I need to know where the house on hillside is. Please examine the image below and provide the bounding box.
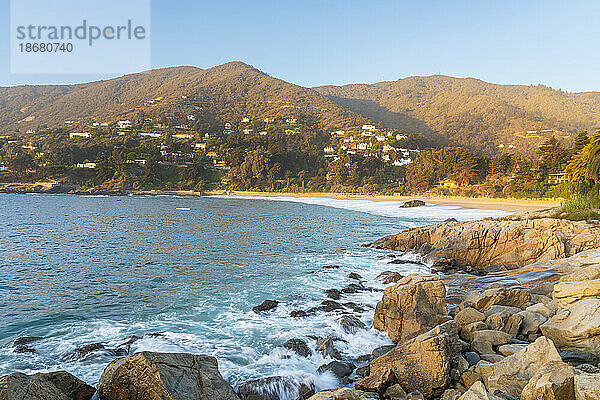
[69,132,91,139]
[362,124,376,131]
[438,178,460,189]
[548,172,567,185]
[77,162,97,169]
[118,120,132,129]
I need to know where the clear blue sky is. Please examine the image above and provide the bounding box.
[1,0,599,92]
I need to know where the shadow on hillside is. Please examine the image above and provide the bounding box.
[325,96,439,137]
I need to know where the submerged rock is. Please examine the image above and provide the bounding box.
[97,352,239,400]
[0,371,95,400]
[373,274,450,343]
[317,361,355,379]
[237,376,314,400]
[377,271,404,284]
[325,289,342,300]
[401,200,425,208]
[337,315,366,334]
[252,300,280,313]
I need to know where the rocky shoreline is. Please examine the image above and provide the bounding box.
[3,212,600,399]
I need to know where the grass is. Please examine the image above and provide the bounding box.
[555,191,600,221]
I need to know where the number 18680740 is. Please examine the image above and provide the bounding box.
[19,43,73,52]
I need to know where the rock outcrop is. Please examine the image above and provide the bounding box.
[97,352,240,400]
[541,298,600,356]
[373,274,450,343]
[356,321,461,398]
[0,371,95,400]
[475,336,562,397]
[308,388,378,399]
[371,217,600,273]
[520,361,576,400]
[237,376,314,400]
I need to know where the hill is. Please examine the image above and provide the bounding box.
[314,76,600,153]
[0,62,367,134]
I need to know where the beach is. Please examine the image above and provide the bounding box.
[204,190,562,213]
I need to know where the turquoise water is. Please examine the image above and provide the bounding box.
[0,194,507,395]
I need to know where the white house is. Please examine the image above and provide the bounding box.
[140,132,161,138]
[77,162,97,169]
[242,128,253,135]
[362,124,376,131]
[286,118,297,124]
[0,165,8,171]
[396,134,407,141]
[172,133,194,139]
[264,118,274,123]
[187,115,196,121]
[375,135,386,142]
[242,117,250,123]
[194,143,207,150]
[117,120,132,129]
[69,132,91,139]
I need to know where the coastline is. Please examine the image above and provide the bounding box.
[0,182,561,213]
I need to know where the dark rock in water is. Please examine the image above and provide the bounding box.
[463,351,480,366]
[14,345,35,354]
[343,302,368,313]
[388,259,425,266]
[371,345,395,358]
[290,310,309,318]
[252,300,279,313]
[316,337,342,360]
[355,354,373,363]
[317,300,345,312]
[116,335,141,354]
[356,363,370,378]
[146,331,167,338]
[322,265,341,269]
[377,271,404,284]
[401,200,425,208]
[237,376,315,400]
[317,361,355,378]
[13,336,44,347]
[325,289,342,300]
[341,283,371,294]
[71,343,128,360]
[284,339,312,358]
[0,371,95,400]
[98,352,239,400]
[559,350,600,365]
[431,258,459,273]
[578,363,600,373]
[348,272,363,280]
[337,315,366,334]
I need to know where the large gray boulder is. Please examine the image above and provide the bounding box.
[97,352,239,400]
[0,371,95,400]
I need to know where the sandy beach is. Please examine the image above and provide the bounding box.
[204,190,562,213]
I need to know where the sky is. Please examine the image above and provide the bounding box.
[1,0,599,92]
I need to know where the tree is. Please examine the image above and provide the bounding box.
[566,130,600,182]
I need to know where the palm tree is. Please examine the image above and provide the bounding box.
[566,129,600,182]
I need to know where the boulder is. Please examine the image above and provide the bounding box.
[552,265,600,308]
[454,308,485,328]
[475,336,562,398]
[308,388,378,400]
[457,381,501,400]
[484,312,522,338]
[441,388,461,400]
[384,384,407,400]
[471,330,511,355]
[356,321,461,398]
[97,352,240,400]
[237,376,314,400]
[497,344,526,357]
[469,288,531,312]
[517,310,548,336]
[0,371,95,400]
[460,322,489,342]
[284,339,312,358]
[540,298,600,355]
[317,337,342,360]
[373,274,450,343]
[520,361,576,400]
[370,218,600,273]
[575,373,600,400]
[325,289,342,300]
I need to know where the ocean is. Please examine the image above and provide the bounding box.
[0,193,508,396]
